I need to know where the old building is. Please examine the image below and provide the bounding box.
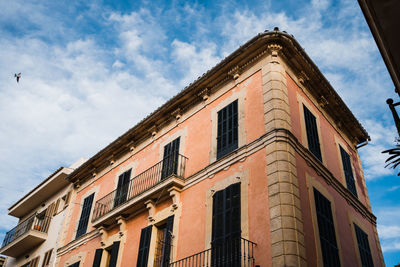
[11,30,382,267]
[0,160,85,267]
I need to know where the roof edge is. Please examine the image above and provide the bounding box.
[8,167,73,211]
[66,30,370,184]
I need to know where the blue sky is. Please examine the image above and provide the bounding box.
[0,0,399,264]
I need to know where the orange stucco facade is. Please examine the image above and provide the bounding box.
[56,31,384,267]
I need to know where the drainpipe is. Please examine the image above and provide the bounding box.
[356,139,369,149]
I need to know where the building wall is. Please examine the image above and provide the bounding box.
[284,62,383,266]
[56,41,383,267]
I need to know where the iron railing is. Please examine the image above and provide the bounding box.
[1,213,51,248]
[170,237,257,267]
[154,233,173,267]
[92,153,188,221]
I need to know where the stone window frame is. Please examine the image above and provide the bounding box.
[204,170,250,250]
[297,93,326,165]
[334,136,359,198]
[73,187,98,240]
[210,90,246,163]
[157,128,187,162]
[64,252,85,267]
[347,211,377,267]
[98,237,125,267]
[113,162,137,190]
[306,173,343,267]
[146,201,180,266]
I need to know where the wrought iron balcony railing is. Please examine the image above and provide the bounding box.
[170,237,257,267]
[2,213,51,248]
[92,153,188,221]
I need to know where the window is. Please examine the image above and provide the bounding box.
[154,216,174,267]
[354,224,374,267]
[137,225,152,267]
[161,137,180,179]
[76,193,94,239]
[303,105,322,161]
[217,100,238,159]
[92,249,103,267]
[67,262,80,267]
[42,249,52,267]
[339,146,357,197]
[108,241,120,267]
[21,257,39,267]
[92,245,119,267]
[313,188,340,267]
[212,183,241,266]
[114,169,131,207]
[53,198,61,216]
[62,191,71,209]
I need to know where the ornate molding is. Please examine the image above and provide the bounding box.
[184,128,376,225]
[267,43,283,57]
[228,65,241,80]
[148,125,158,138]
[198,88,210,101]
[145,199,156,223]
[116,216,127,237]
[57,230,101,256]
[168,186,182,211]
[297,70,310,84]
[171,108,182,121]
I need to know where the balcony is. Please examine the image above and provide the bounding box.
[92,153,188,227]
[170,237,257,267]
[0,213,51,257]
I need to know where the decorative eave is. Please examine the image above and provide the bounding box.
[66,30,370,184]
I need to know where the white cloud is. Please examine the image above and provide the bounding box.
[311,0,331,10]
[388,185,400,192]
[171,40,221,86]
[359,120,398,180]
[381,241,400,252]
[377,207,400,252]
[378,225,400,239]
[0,12,172,230]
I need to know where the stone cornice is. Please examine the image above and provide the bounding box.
[66,31,369,185]
[184,129,376,225]
[275,129,376,224]
[56,229,101,256]
[58,129,376,255]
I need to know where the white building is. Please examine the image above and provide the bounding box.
[1,159,85,267]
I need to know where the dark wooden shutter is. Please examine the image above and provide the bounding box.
[31,256,40,267]
[109,241,120,267]
[92,248,103,267]
[340,146,357,197]
[137,225,152,267]
[354,224,374,267]
[313,188,340,267]
[76,193,94,239]
[162,215,174,266]
[303,105,322,161]
[67,262,80,267]
[162,137,180,179]
[217,100,238,159]
[114,169,131,207]
[212,183,241,266]
[42,249,52,267]
[53,199,60,216]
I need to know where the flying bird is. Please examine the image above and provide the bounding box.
[14,73,21,83]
